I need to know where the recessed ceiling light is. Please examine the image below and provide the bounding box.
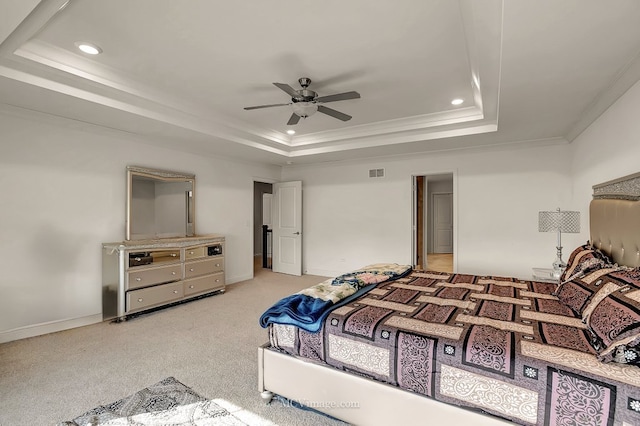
[75,42,102,55]
[286,129,295,135]
[451,98,464,106]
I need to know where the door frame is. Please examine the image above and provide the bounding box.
[411,171,457,272]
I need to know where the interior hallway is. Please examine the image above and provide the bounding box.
[424,253,454,273]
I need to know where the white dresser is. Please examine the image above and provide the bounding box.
[102,235,225,321]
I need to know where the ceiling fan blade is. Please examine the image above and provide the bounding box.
[287,113,301,125]
[273,83,300,98]
[317,105,352,121]
[244,103,290,110]
[315,91,361,103]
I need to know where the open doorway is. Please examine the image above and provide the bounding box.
[412,173,454,273]
[253,179,304,277]
[253,181,273,275]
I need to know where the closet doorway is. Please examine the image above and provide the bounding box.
[412,173,454,273]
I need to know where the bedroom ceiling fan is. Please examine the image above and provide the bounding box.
[243,77,361,125]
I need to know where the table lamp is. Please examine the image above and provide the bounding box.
[538,208,581,278]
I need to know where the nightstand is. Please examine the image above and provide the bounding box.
[532,267,560,284]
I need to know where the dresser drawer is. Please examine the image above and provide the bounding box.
[126,281,184,313]
[151,249,181,263]
[184,272,225,296]
[127,264,182,290]
[184,257,224,279]
[128,249,180,268]
[185,246,205,260]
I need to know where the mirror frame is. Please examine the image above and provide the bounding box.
[126,166,196,240]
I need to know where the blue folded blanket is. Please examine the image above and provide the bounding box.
[259,263,412,333]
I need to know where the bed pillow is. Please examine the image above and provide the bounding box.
[598,339,640,365]
[581,268,640,363]
[559,243,613,283]
[555,266,621,317]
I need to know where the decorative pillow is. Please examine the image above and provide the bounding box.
[555,266,621,317]
[607,267,640,286]
[584,273,640,362]
[598,337,640,365]
[559,243,613,283]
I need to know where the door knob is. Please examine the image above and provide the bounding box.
[293,232,301,235]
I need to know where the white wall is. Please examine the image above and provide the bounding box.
[0,110,280,342]
[571,79,640,218]
[283,142,576,279]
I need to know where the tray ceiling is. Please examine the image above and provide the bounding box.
[1,0,640,165]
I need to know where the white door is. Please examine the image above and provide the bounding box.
[272,181,302,276]
[433,192,453,253]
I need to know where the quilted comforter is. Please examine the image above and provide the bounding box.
[259,263,411,332]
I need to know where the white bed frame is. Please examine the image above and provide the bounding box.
[258,344,509,425]
[258,172,640,425]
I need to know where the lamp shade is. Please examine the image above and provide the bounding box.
[538,209,580,233]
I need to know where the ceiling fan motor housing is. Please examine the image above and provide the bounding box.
[292,77,317,103]
[292,89,318,103]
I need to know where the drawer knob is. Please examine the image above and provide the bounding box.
[173,290,178,294]
[136,277,142,281]
[190,268,194,272]
[171,253,177,257]
[137,298,143,302]
[189,251,194,255]
[215,279,220,283]
[216,263,220,267]
[189,285,194,289]
[172,271,176,275]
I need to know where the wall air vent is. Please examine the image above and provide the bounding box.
[369,168,385,178]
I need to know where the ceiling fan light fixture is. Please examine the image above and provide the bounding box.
[75,42,102,55]
[291,102,318,118]
[244,77,359,124]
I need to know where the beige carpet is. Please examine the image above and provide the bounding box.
[0,268,345,426]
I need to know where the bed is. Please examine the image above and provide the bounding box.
[257,172,640,426]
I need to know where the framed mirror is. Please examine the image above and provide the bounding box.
[126,166,195,240]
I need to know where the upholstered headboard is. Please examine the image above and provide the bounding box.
[590,171,640,268]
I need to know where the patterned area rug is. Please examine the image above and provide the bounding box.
[57,377,276,426]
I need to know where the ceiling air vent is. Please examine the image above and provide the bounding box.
[369,168,385,178]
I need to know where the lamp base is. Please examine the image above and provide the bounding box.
[550,266,564,279]
[551,246,566,279]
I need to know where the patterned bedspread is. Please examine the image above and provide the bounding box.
[268,271,640,426]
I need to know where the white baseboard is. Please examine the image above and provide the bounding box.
[0,314,102,344]
[226,272,253,285]
[304,268,341,278]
